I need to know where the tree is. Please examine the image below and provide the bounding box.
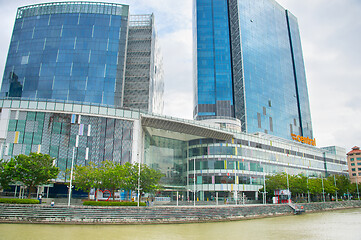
[123,163,163,197]
[308,178,322,196]
[13,153,59,198]
[73,161,161,201]
[348,180,361,198]
[0,158,16,190]
[262,173,288,198]
[323,177,336,199]
[334,175,351,196]
[289,174,308,197]
[98,160,127,200]
[73,162,100,199]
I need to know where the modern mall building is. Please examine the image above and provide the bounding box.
[0,1,347,201]
[193,0,313,141]
[0,98,347,200]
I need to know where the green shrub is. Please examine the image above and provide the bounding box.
[0,198,40,204]
[83,201,146,207]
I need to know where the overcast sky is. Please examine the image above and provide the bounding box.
[0,0,360,152]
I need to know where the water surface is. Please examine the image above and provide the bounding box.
[1,208,361,240]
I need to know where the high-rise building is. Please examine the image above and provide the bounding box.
[0,2,163,114]
[193,0,313,141]
[124,15,164,113]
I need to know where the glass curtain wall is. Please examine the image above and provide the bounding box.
[238,0,313,140]
[4,110,133,180]
[1,2,129,107]
[144,131,187,189]
[193,0,234,119]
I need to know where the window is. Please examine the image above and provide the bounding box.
[351,163,355,166]
[352,168,356,171]
[350,158,354,161]
[357,158,361,160]
[21,55,29,64]
[358,168,361,171]
[357,163,361,166]
[353,173,356,176]
[359,173,361,176]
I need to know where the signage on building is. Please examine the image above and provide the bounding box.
[291,134,316,146]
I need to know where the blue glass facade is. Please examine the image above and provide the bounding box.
[193,0,234,119]
[286,11,313,138]
[193,0,313,141]
[1,2,129,107]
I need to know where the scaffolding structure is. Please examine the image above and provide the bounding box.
[123,14,164,114]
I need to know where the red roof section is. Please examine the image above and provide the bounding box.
[347,146,361,155]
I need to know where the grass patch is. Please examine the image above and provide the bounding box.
[83,201,146,207]
[0,198,40,204]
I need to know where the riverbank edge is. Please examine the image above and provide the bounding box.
[1,201,361,225]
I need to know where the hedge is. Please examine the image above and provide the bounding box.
[83,201,146,207]
[0,198,40,204]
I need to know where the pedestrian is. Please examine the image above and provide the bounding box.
[146,197,150,206]
[38,194,42,204]
[51,200,55,206]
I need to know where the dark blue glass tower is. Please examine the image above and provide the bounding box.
[1,2,129,107]
[193,0,313,141]
[193,0,234,119]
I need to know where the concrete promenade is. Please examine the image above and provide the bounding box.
[1,201,361,224]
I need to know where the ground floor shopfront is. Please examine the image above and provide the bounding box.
[0,98,348,201]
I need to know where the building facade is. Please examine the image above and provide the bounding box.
[0,98,347,200]
[347,146,361,184]
[193,0,313,141]
[1,2,163,114]
[124,15,164,114]
[0,1,348,201]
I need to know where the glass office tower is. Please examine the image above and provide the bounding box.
[1,2,129,107]
[193,0,313,141]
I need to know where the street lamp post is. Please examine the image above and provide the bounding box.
[137,155,141,207]
[286,170,290,203]
[68,117,82,207]
[263,171,266,205]
[356,174,360,199]
[307,172,310,203]
[193,158,196,206]
[334,175,338,202]
[321,177,325,202]
[67,146,76,207]
[235,163,238,205]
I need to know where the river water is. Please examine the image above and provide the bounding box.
[1,208,361,240]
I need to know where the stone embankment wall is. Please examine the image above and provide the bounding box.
[0,201,360,224]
